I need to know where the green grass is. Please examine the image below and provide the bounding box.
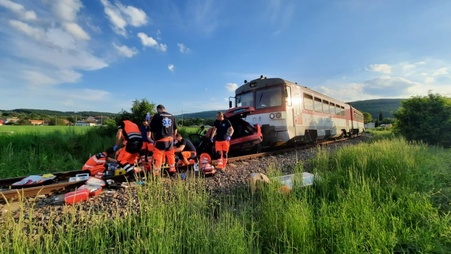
[0,137,450,253]
[0,125,92,135]
[0,126,198,177]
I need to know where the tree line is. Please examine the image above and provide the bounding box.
[3,94,450,147]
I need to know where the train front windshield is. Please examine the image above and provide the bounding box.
[236,86,283,109]
[236,92,253,107]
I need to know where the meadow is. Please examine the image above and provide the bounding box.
[0,125,198,177]
[0,128,450,253]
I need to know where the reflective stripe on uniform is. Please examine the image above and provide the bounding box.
[92,156,106,164]
[127,132,142,140]
[123,164,134,173]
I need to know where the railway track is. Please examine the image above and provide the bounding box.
[0,136,355,203]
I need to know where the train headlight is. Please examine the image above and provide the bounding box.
[269,113,275,119]
[276,112,282,118]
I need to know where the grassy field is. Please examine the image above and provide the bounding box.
[0,125,199,177]
[0,136,450,253]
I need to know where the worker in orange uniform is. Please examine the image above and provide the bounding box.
[174,133,197,166]
[114,119,143,175]
[82,147,117,176]
[149,104,177,174]
[210,111,234,170]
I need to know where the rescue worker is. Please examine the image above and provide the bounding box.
[82,147,117,176]
[197,125,207,136]
[140,117,152,162]
[149,104,178,174]
[114,119,143,175]
[210,111,234,170]
[174,133,197,166]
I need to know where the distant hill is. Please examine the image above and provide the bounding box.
[0,108,116,118]
[348,99,403,119]
[2,99,404,121]
[177,99,404,120]
[175,110,227,119]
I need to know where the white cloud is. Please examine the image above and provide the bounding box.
[433,67,448,76]
[66,88,110,101]
[168,64,175,72]
[100,0,148,36]
[48,0,90,41]
[177,43,189,53]
[113,43,138,58]
[362,76,418,96]
[320,59,451,102]
[2,3,108,90]
[137,32,167,52]
[23,69,82,87]
[62,22,90,40]
[225,83,238,92]
[368,64,392,74]
[8,19,44,41]
[50,0,82,22]
[0,0,36,21]
[117,4,147,27]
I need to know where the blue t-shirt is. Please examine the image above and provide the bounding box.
[140,125,150,142]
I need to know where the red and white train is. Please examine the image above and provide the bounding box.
[226,76,364,150]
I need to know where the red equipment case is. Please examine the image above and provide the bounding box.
[64,189,90,205]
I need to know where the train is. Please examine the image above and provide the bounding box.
[192,76,364,156]
[229,76,365,148]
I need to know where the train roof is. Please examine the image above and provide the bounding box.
[236,77,286,94]
[236,76,350,107]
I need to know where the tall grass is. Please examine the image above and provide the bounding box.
[0,126,113,177]
[0,138,450,253]
[0,126,198,177]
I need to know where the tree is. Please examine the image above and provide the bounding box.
[394,93,451,147]
[48,117,66,126]
[363,112,373,124]
[17,119,31,125]
[378,111,384,121]
[115,99,157,125]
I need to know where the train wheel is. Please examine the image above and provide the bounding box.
[252,144,262,154]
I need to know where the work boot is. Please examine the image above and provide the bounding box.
[216,158,224,169]
[169,164,176,173]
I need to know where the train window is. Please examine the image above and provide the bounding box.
[303,94,313,110]
[236,92,253,107]
[334,105,340,115]
[314,98,322,112]
[330,103,336,114]
[340,106,345,116]
[255,86,283,109]
[322,100,329,114]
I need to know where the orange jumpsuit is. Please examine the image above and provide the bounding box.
[117,120,142,174]
[82,152,108,176]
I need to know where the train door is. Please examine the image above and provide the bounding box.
[284,85,296,139]
[323,100,333,138]
[291,87,303,136]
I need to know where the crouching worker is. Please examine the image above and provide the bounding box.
[82,147,117,176]
[114,119,143,177]
[174,133,197,166]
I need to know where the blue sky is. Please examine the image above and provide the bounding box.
[1,0,450,115]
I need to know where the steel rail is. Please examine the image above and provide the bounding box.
[0,136,358,203]
[0,180,87,203]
